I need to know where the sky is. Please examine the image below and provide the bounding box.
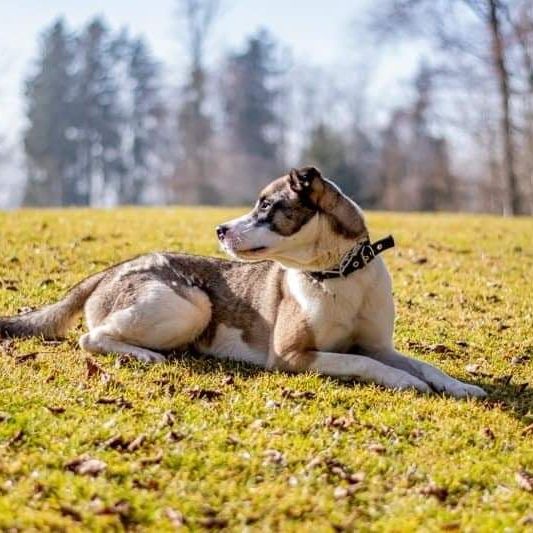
[0,0,424,205]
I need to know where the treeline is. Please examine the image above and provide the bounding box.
[20,0,533,214]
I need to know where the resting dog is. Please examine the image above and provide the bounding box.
[0,167,486,397]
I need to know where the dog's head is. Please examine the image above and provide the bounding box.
[217,166,368,271]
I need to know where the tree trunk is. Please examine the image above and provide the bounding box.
[487,0,520,215]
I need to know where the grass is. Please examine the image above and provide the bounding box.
[0,207,532,532]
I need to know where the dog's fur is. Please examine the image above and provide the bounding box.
[0,167,486,397]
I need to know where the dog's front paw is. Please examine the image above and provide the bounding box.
[436,380,487,399]
[383,372,433,394]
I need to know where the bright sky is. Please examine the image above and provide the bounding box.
[0,0,424,205]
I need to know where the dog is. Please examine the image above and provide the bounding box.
[0,166,486,397]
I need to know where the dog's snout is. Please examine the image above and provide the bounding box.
[216,224,228,241]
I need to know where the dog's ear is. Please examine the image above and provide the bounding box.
[288,166,323,193]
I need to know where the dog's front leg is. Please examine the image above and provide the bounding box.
[364,348,487,398]
[274,351,432,393]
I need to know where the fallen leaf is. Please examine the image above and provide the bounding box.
[86,357,106,379]
[413,257,428,265]
[516,470,533,492]
[96,397,132,409]
[65,455,106,476]
[511,355,530,365]
[139,451,163,466]
[133,478,160,490]
[15,352,38,364]
[4,430,24,447]
[160,410,176,428]
[493,374,512,385]
[46,406,66,414]
[281,388,316,400]
[187,388,223,401]
[169,431,186,442]
[367,443,386,454]
[325,415,356,430]
[127,434,146,452]
[521,424,533,437]
[263,449,285,466]
[102,434,127,450]
[465,363,492,377]
[481,427,496,440]
[265,399,280,409]
[95,500,131,517]
[222,374,235,386]
[198,516,228,529]
[165,507,185,528]
[419,483,449,502]
[59,505,82,521]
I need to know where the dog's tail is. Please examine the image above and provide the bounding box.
[0,271,106,340]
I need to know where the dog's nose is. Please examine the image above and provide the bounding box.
[216,224,228,240]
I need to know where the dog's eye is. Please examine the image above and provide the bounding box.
[259,199,272,211]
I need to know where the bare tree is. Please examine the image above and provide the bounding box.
[365,0,531,214]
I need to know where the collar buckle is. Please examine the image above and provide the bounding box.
[360,243,375,265]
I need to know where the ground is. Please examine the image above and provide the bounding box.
[0,207,532,532]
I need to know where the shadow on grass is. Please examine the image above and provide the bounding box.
[161,349,532,424]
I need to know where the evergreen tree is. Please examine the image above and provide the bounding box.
[74,18,125,205]
[222,28,285,196]
[24,19,77,206]
[301,123,366,202]
[122,38,165,204]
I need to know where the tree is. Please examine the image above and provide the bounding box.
[175,0,221,204]
[73,18,126,206]
[219,29,286,201]
[120,37,166,204]
[366,0,530,214]
[379,63,455,211]
[24,19,77,206]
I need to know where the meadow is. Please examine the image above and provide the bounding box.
[0,207,532,531]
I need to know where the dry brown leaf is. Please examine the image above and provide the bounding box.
[127,434,146,452]
[86,357,106,379]
[367,443,386,454]
[516,470,533,492]
[15,352,38,364]
[263,449,285,466]
[140,451,163,466]
[521,424,533,437]
[198,516,228,529]
[419,483,449,502]
[187,388,223,401]
[65,455,106,476]
[165,507,185,528]
[4,430,24,447]
[481,427,496,440]
[325,415,356,430]
[46,406,66,414]
[281,388,316,400]
[59,505,82,521]
[95,499,131,517]
[222,374,235,386]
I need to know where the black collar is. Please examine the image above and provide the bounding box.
[306,235,395,281]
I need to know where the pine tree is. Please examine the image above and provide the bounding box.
[24,19,77,206]
[222,29,285,196]
[120,38,165,204]
[74,18,125,205]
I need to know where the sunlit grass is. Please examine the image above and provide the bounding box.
[0,207,532,531]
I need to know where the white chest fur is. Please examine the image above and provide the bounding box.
[287,259,388,352]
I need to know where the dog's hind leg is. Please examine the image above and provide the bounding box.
[80,329,165,363]
[81,279,212,364]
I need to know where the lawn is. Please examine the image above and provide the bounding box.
[0,207,532,532]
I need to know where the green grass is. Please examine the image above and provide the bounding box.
[0,207,532,532]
